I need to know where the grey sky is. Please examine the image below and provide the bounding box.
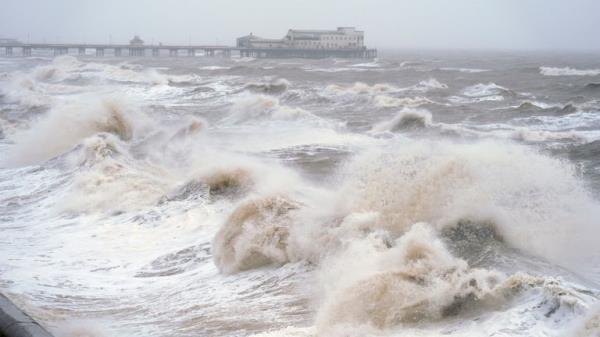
[1,0,599,50]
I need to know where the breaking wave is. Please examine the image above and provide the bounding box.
[244,79,290,94]
[232,136,600,336]
[449,83,514,104]
[212,138,600,276]
[203,168,255,197]
[316,223,504,331]
[335,138,600,270]
[583,83,600,91]
[213,195,300,274]
[326,79,446,97]
[462,83,512,97]
[515,101,579,116]
[370,108,433,133]
[409,78,448,92]
[224,95,320,124]
[35,56,172,84]
[4,96,150,167]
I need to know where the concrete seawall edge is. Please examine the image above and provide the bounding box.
[0,293,54,337]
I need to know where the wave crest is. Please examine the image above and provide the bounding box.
[317,224,501,330]
[337,138,600,269]
[370,108,433,133]
[212,196,300,274]
[245,79,290,94]
[203,168,254,197]
[225,95,318,124]
[4,96,147,167]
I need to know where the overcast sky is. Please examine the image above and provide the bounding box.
[1,0,599,50]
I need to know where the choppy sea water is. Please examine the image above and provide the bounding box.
[1,51,600,337]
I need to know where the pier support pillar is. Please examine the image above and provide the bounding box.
[78,47,85,56]
[187,49,194,57]
[115,48,122,56]
[152,48,159,57]
[128,48,144,56]
[22,47,32,57]
[169,49,177,57]
[5,47,12,56]
[96,48,104,57]
[53,48,68,56]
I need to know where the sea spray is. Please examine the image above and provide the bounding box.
[4,95,151,166]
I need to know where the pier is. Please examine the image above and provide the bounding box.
[0,28,377,59]
[0,43,236,58]
[0,43,376,59]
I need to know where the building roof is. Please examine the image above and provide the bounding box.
[237,34,260,40]
[238,34,286,43]
[287,27,362,36]
[130,35,144,45]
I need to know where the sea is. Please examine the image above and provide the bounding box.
[1,50,600,337]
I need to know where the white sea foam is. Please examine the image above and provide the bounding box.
[540,67,600,77]
[566,303,600,337]
[333,139,600,270]
[409,78,448,92]
[326,79,446,96]
[224,94,321,124]
[515,110,600,132]
[448,94,505,104]
[439,67,489,73]
[200,65,231,70]
[447,83,512,104]
[350,62,380,68]
[372,95,434,108]
[462,83,510,97]
[325,82,399,95]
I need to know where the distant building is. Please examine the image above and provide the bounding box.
[237,33,286,49]
[129,36,144,46]
[237,27,365,50]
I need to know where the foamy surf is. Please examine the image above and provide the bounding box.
[540,67,600,77]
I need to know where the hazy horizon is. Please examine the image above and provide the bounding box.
[1,0,600,51]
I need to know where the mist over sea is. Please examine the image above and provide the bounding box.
[1,50,600,337]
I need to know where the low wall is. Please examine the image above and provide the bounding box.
[0,293,54,337]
